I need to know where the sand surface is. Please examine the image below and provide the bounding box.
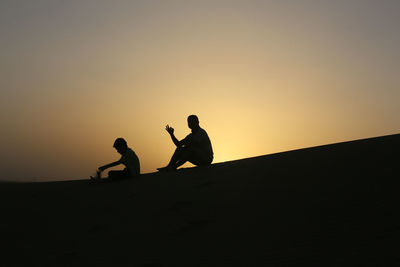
[1,134,399,266]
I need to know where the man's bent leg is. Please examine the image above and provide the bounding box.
[158,147,187,171]
[173,146,200,169]
[167,147,184,167]
[170,146,197,169]
[187,149,213,167]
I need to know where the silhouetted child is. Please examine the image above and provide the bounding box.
[157,115,213,171]
[93,138,140,180]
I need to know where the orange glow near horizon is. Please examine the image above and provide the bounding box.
[1,1,399,181]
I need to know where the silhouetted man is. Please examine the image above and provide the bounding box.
[158,115,213,171]
[94,138,140,180]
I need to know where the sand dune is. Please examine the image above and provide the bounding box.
[1,133,399,266]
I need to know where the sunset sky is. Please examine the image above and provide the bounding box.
[1,0,399,181]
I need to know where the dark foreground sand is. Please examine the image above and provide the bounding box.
[1,134,399,266]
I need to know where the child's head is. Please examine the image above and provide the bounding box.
[113,138,128,155]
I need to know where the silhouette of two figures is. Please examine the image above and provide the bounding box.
[92,114,212,180]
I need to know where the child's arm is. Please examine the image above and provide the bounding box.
[98,161,121,172]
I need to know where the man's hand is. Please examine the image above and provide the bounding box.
[166,125,174,135]
[165,124,181,147]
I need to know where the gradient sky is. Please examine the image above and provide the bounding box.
[1,0,399,181]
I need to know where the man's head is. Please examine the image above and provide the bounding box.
[113,138,128,155]
[187,114,200,130]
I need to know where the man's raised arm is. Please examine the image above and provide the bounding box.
[165,125,182,147]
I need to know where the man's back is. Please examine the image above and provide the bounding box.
[183,128,213,162]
